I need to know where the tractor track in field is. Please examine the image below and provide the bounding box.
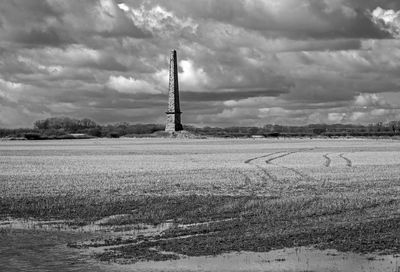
[278,148,317,183]
[244,149,316,184]
[339,153,352,167]
[244,151,283,164]
[280,165,315,182]
[323,154,331,167]
[243,152,283,185]
[265,151,299,164]
[254,164,280,184]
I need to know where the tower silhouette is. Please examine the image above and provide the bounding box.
[165,50,183,132]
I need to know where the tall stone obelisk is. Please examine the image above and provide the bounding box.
[165,50,183,132]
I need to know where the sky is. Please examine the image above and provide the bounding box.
[1,0,400,128]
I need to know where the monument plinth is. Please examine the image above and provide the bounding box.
[165,50,183,132]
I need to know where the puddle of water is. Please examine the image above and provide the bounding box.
[125,247,400,272]
[177,218,237,229]
[0,218,76,231]
[0,217,175,256]
[0,216,175,271]
[0,228,121,272]
[2,217,400,272]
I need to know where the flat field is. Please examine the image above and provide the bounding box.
[1,138,400,268]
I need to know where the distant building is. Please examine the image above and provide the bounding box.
[251,135,265,139]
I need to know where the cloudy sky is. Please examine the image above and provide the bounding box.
[1,0,400,128]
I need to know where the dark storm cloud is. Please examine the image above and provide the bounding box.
[154,0,391,39]
[0,0,60,24]
[0,52,37,77]
[50,0,152,40]
[0,0,68,48]
[352,0,400,10]
[12,27,75,48]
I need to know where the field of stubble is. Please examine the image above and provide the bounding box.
[1,138,400,264]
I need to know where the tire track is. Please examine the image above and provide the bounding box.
[265,152,292,164]
[339,153,352,167]
[265,148,313,164]
[244,149,316,184]
[323,154,331,167]
[244,151,287,184]
[265,148,317,182]
[254,165,280,183]
[244,151,282,164]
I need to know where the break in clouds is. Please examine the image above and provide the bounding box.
[1,0,400,128]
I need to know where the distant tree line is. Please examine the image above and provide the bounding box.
[0,117,164,139]
[1,117,400,139]
[184,121,400,138]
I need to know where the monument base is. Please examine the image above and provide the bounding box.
[165,112,183,132]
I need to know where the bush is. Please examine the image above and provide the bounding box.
[86,127,102,137]
[108,132,120,138]
[266,132,280,138]
[24,133,42,140]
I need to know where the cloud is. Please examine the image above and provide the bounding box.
[354,93,389,108]
[107,75,160,94]
[0,105,50,128]
[117,2,197,37]
[1,0,400,128]
[328,112,347,122]
[0,79,23,104]
[371,7,400,38]
[349,111,366,122]
[51,0,151,39]
[178,60,209,91]
[258,107,292,118]
[155,0,389,39]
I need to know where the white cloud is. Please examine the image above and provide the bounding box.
[328,112,346,122]
[122,4,197,34]
[153,59,209,92]
[107,75,159,94]
[179,60,209,91]
[0,78,23,103]
[117,3,130,12]
[223,100,238,107]
[354,93,388,108]
[223,97,283,108]
[153,69,169,89]
[217,107,259,119]
[371,108,388,116]
[350,111,367,122]
[258,107,291,117]
[33,45,100,67]
[371,7,400,38]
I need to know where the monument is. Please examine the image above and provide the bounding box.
[165,50,183,132]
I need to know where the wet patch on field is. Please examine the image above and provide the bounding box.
[127,247,400,272]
